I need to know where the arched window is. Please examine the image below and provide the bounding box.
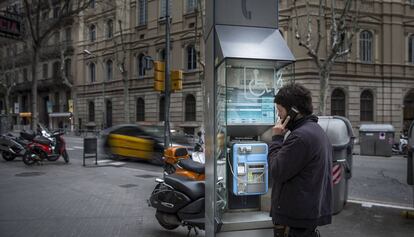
[159,48,166,61]
[137,53,146,77]
[52,61,61,78]
[89,24,96,42]
[331,88,346,117]
[185,94,196,121]
[359,30,373,63]
[64,59,71,78]
[360,90,374,121]
[138,0,148,26]
[187,0,197,13]
[159,96,165,121]
[106,20,113,39]
[106,60,113,81]
[409,35,414,64]
[89,63,96,82]
[136,98,145,121]
[88,101,95,122]
[187,45,197,70]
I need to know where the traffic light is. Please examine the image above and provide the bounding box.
[171,70,183,92]
[154,61,165,92]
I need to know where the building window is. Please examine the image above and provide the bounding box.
[89,63,96,82]
[185,94,196,121]
[89,24,96,42]
[52,61,61,78]
[137,53,146,77]
[106,20,113,39]
[65,27,72,42]
[160,0,172,18]
[88,101,95,122]
[159,48,166,61]
[89,0,96,8]
[360,90,374,121]
[359,30,373,63]
[23,68,28,81]
[187,0,197,13]
[136,98,145,121]
[187,45,197,70]
[53,5,60,18]
[331,88,346,117]
[409,35,414,64]
[64,59,71,78]
[138,0,148,26]
[106,60,113,81]
[53,31,60,44]
[159,96,165,121]
[54,92,60,112]
[42,63,48,79]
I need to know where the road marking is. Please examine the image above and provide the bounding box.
[73,146,83,149]
[348,198,414,211]
[66,148,75,151]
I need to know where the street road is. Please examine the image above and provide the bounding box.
[0,135,412,237]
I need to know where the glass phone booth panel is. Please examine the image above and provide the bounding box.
[214,58,294,225]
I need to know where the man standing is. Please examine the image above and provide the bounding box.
[268,84,332,237]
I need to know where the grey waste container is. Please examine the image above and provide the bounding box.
[408,121,414,185]
[318,116,355,214]
[359,124,395,157]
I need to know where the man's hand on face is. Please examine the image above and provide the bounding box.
[272,116,290,136]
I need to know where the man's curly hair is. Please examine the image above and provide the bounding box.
[274,83,313,116]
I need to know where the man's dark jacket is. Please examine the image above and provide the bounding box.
[268,115,333,228]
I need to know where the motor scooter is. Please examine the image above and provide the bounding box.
[163,146,204,181]
[0,133,29,161]
[148,174,225,235]
[392,134,408,155]
[22,124,69,165]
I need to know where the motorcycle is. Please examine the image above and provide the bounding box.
[22,124,69,165]
[163,146,205,181]
[148,174,225,235]
[392,134,408,156]
[0,133,29,161]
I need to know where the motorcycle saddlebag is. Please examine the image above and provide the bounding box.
[150,183,191,214]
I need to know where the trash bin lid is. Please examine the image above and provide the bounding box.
[318,116,353,147]
[359,124,395,133]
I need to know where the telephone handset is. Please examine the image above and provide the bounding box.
[283,107,299,125]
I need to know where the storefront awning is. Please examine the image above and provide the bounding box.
[215,25,295,68]
[49,112,72,118]
[19,112,32,117]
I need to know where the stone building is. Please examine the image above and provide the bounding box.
[75,0,204,135]
[279,0,414,135]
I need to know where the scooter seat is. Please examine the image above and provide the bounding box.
[178,159,205,174]
[164,174,205,200]
[33,136,52,146]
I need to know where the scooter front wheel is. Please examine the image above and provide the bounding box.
[22,152,37,166]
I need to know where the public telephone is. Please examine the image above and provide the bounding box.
[231,143,268,195]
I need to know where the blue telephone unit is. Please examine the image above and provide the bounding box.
[232,143,268,196]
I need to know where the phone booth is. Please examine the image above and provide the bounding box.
[204,1,295,236]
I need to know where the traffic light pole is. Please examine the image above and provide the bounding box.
[164,0,171,149]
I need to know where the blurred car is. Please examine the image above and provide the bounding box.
[101,124,194,165]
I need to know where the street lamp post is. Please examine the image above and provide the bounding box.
[83,49,106,130]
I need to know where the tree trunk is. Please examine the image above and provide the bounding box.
[123,71,129,123]
[318,69,330,115]
[31,48,39,130]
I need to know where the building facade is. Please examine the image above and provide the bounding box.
[279,0,414,135]
[76,0,204,135]
[1,0,413,137]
